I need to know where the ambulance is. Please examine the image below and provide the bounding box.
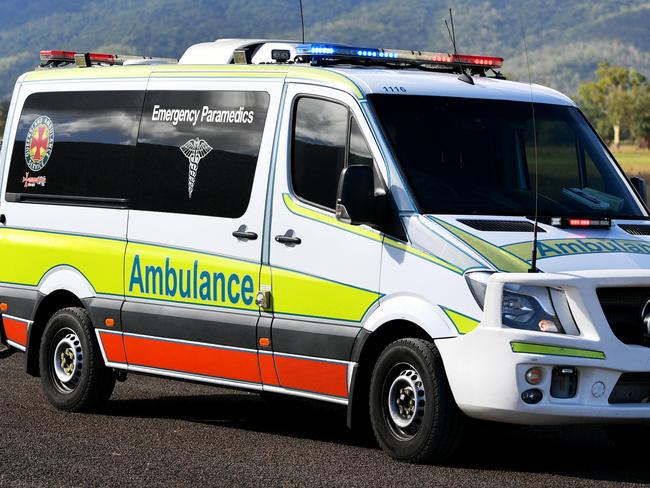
[1,39,650,463]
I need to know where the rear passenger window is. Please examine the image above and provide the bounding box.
[133,91,269,218]
[291,98,375,210]
[6,91,143,202]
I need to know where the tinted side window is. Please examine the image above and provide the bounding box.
[133,91,269,218]
[6,91,143,200]
[292,98,348,209]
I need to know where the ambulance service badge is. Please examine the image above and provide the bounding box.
[24,115,54,172]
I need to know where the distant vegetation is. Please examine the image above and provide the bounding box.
[0,102,6,136]
[0,0,648,174]
[578,63,650,148]
[0,0,649,100]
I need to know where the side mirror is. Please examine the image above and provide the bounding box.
[630,176,648,204]
[336,165,376,226]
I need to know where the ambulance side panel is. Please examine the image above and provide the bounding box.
[0,79,147,360]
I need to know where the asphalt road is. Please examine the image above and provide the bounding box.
[2,351,650,488]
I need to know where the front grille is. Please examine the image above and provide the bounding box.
[609,373,650,404]
[619,224,650,236]
[457,219,545,233]
[597,287,650,347]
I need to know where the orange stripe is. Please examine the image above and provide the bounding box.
[3,317,28,347]
[258,353,280,386]
[274,355,348,398]
[98,331,127,363]
[124,335,261,383]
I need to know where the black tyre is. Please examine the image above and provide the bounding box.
[369,338,464,463]
[39,307,115,411]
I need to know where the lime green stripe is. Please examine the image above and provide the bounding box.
[510,342,606,360]
[429,217,530,273]
[283,193,381,241]
[440,306,480,334]
[283,194,463,274]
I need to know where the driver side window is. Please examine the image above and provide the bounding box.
[291,97,374,210]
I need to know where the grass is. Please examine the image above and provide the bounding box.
[612,144,650,180]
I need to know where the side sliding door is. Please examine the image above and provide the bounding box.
[119,75,282,389]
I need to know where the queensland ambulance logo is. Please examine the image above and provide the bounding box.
[180,138,213,198]
[24,116,54,172]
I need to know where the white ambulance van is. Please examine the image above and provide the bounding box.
[1,40,650,463]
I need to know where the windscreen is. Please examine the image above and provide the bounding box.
[368,95,645,219]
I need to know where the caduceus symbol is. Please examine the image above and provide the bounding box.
[180,137,213,198]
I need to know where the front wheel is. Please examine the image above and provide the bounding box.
[369,338,464,464]
[39,307,115,411]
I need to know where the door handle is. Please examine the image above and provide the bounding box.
[0,214,5,225]
[275,234,302,245]
[232,225,258,240]
[232,230,258,240]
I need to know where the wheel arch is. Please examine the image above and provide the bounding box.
[25,289,86,377]
[347,316,448,430]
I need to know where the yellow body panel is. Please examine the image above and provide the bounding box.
[0,228,124,295]
[271,266,380,323]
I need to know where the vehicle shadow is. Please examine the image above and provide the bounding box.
[456,422,650,484]
[103,389,650,484]
[104,389,373,448]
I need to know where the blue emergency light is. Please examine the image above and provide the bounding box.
[295,43,503,70]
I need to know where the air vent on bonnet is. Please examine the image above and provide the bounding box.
[619,224,650,236]
[457,219,546,233]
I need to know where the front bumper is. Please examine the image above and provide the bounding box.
[436,270,650,425]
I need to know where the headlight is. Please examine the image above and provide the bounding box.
[466,272,573,334]
[502,286,564,334]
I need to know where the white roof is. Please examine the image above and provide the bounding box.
[328,67,575,106]
[178,39,575,107]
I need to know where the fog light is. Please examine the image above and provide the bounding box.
[525,367,544,385]
[521,388,543,404]
[550,366,578,399]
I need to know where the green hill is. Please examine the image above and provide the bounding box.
[0,0,649,101]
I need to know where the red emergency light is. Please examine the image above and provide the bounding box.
[552,217,612,229]
[39,50,177,68]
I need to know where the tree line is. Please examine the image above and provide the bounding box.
[577,63,650,148]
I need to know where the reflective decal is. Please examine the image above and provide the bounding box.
[22,172,47,188]
[179,138,213,198]
[504,238,650,261]
[24,115,54,171]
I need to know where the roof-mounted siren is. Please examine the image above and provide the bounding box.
[39,50,178,68]
[295,43,504,76]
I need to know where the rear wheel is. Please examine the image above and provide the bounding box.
[39,307,115,411]
[369,338,464,464]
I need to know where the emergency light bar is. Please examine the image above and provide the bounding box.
[295,43,503,70]
[39,50,177,68]
[551,217,612,229]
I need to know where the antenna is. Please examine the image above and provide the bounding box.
[519,12,540,273]
[299,0,305,43]
[445,9,473,85]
